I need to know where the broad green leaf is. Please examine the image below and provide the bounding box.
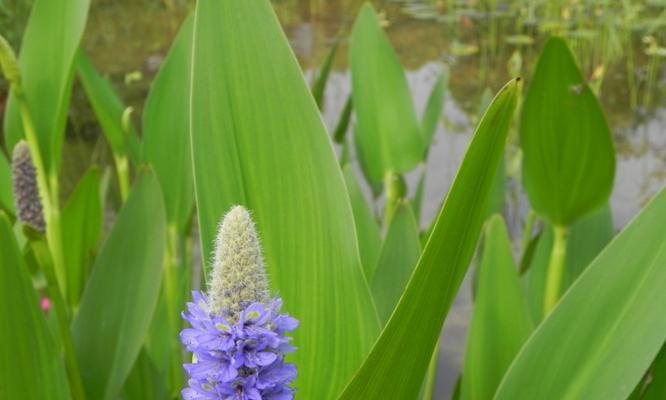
[0,213,70,399]
[0,152,14,216]
[312,39,339,110]
[142,15,194,231]
[371,201,421,325]
[496,188,666,400]
[521,37,615,226]
[338,78,520,399]
[461,215,532,400]
[77,53,129,157]
[524,205,613,323]
[422,68,448,151]
[72,171,166,400]
[190,1,380,398]
[351,3,424,182]
[61,167,102,307]
[4,0,90,175]
[343,164,382,281]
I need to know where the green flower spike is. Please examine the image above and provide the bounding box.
[11,141,45,233]
[209,205,270,323]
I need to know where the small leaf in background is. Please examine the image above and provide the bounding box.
[524,205,613,323]
[521,37,615,226]
[334,95,353,145]
[496,188,666,400]
[72,170,166,400]
[0,213,70,400]
[189,1,380,397]
[350,3,424,182]
[142,15,194,232]
[0,153,15,216]
[61,167,103,307]
[343,164,382,281]
[371,201,421,325]
[77,52,134,160]
[461,215,533,400]
[3,0,90,175]
[338,78,520,399]
[422,67,448,152]
[312,38,339,110]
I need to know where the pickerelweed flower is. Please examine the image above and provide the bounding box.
[12,140,45,233]
[181,206,298,400]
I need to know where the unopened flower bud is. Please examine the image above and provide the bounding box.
[12,141,45,233]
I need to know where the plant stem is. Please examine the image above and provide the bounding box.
[383,171,406,225]
[17,91,85,400]
[31,240,87,400]
[114,154,130,202]
[543,225,570,315]
[164,226,184,394]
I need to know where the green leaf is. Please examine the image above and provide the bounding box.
[524,205,613,323]
[0,212,70,399]
[521,37,615,226]
[72,170,166,400]
[343,164,382,281]
[333,95,353,144]
[350,3,424,182]
[371,201,421,325]
[496,188,666,400]
[4,0,90,175]
[189,1,380,398]
[338,78,520,399]
[422,68,448,151]
[61,167,103,307]
[142,15,194,231]
[77,52,133,158]
[312,39,339,110]
[460,215,532,400]
[122,349,168,400]
[0,152,15,216]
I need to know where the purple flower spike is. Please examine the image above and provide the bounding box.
[181,206,298,399]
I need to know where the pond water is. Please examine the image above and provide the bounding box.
[13,0,666,397]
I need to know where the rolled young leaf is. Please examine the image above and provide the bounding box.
[338,78,520,399]
[189,1,380,398]
[496,188,666,400]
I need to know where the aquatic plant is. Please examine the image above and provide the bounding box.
[0,1,665,400]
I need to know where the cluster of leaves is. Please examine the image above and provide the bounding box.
[0,1,665,400]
